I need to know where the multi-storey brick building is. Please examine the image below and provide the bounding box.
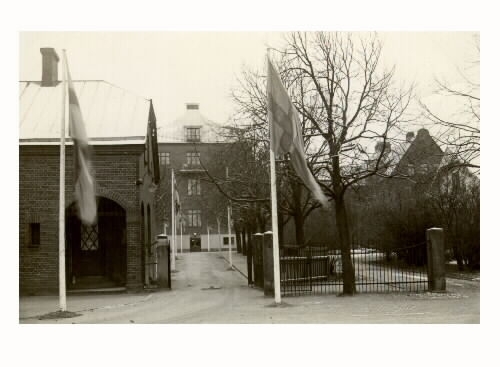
[156,103,235,251]
[19,48,160,294]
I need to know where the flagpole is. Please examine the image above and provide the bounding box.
[171,169,176,271]
[228,205,232,269]
[217,218,221,251]
[180,217,183,254]
[59,50,68,311]
[267,50,282,304]
[207,225,210,252]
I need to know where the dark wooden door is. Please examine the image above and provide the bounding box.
[67,197,125,281]
[77,222,105,276]
[190,237,201,252]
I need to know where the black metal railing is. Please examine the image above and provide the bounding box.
[280,243,428,296]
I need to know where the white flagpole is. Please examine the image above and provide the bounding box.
[267,51,282,304]
[174,207,177,258]
[228,205,232,268]
[180,217,183,254]
[171,169,176,271]
[207,225,210,252]
[217,217,221,251]
[58,50,68,311]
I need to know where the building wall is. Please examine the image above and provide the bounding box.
[156,142,232,247]
[19,144,155,294]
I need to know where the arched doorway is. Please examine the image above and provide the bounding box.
[66,197,127,289]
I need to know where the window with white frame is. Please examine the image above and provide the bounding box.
[185,127,201,142]
[188,178,201,196]
[186,152,201,166]
[159,152,170,166]
[407,164,415,176]
[186,209,202,227]
[223,236,235,246]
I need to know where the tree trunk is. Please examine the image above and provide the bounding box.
[241,226,247,255]
[235,226,242,253]
[291,178,306,246]
[335,195,356,295]
[278,210,284,249]
[294,211,305,246]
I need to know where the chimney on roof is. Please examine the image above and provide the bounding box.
[406,131,415,143]
[40,48,59,87]
[416,128,430,139]
[375,141,391,153]
[186,103,199,110]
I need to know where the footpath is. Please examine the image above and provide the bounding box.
[19,250,480,323]
[220,249,249,279]
[19,251,246,322]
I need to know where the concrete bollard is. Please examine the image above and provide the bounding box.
[156,234,171,289]
[246,232,253,286]
[263,231,274,296]
[426,228,446,292]
[252,233,264,289]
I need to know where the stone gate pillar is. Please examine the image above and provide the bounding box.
[426,227,446,292]
[263,231,274,296]
[156,234,171,289]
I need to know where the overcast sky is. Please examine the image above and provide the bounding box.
[20,31,478,136]
[7,1,497,362]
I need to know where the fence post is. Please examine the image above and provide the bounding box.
[246,230,253,286]
[156,234,171,289]
[426,228,446,292]
[252,233,264,288]
[263,231,274,296]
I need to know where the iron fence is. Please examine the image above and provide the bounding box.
[280,243,428,296]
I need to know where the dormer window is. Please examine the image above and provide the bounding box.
[186,127,201,142]
[407,164,415,176]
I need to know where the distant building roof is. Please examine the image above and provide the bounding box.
[157,103,223,143]
[19,80,151,145]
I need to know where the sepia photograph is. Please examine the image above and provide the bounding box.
[18,30,480,325]
[6,1,495,366]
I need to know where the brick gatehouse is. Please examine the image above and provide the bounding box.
[19,48,160,294]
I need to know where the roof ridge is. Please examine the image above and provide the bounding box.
[19,80,151,102]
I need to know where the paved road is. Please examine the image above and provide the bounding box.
[20,251,480,323]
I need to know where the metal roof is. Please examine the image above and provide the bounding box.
[19,80,151,145]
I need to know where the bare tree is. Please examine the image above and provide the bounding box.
[429,163,480,270]
[233,32,413,295]
[421,35,480,171]
[231,63,327,246]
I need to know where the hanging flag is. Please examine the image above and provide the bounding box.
[64,52,97,225]
[267,59,328,206]
[173,171,181,215]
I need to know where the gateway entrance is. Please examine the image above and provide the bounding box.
[66,197,127,288]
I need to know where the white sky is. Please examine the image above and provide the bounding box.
[19,31,478,133]
[6,0,499,363]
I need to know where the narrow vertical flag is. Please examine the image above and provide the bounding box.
[267,59,328,206]
[173,171,181,215]
[64,51,97,225]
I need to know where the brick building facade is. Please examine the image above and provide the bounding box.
[19,48,159,294]
[156,103,234,251]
